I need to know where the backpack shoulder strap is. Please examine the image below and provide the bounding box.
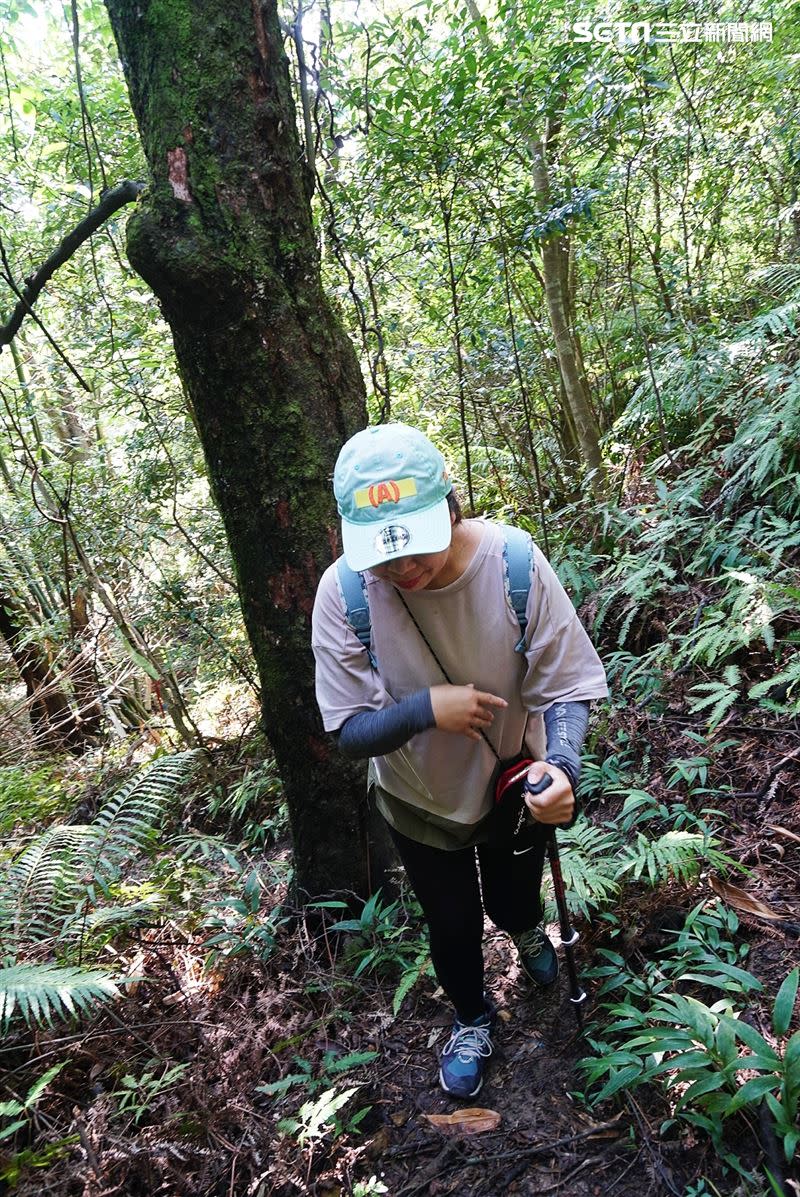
[335,556,378,669]
[501,524,535,653]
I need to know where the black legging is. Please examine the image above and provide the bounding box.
[387,822,550,1023]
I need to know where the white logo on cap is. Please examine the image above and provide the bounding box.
[373,525,411,555]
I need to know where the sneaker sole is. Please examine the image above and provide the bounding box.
[438,1067,482,1099]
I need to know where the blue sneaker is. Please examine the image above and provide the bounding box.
[512,926,559,986]
[439,1004,495,1099]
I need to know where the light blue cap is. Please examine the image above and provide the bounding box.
[334,423,452,571]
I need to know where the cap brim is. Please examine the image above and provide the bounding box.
[341,498,452,572]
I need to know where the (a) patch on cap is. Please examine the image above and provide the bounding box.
[355,477,417,509]
[373,525,411,556]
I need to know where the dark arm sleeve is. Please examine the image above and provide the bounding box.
[543,699,590,829]
[334,688,436,759]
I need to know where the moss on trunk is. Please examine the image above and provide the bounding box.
[105,0,389,897]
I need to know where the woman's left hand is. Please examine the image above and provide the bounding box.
[524,761,575,825]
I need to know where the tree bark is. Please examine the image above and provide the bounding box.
[530,138,606,494]
[103,0,388,898]
[0,590,82,748]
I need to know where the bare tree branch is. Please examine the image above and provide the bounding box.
[0,179,144,348]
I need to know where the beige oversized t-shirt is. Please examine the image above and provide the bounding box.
[311,520,608,849]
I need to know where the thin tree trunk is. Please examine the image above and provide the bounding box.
[104,0,392,898]
[69,584,103,739]
[529,138,606,494]
[465,0,606,493]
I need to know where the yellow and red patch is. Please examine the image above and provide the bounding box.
[354,477,418,509]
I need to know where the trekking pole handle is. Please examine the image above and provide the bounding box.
[523,774,553,797]
[522,773,552,823]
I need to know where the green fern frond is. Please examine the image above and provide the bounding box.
[0,752,205,954]
[751,263,800,299]
[0,962,120,1030]
[749,654,800,711]
[83,900,165,929]
[687,666,741,727]
[69,899,166,940]
[0,825,93,949]
[618,830,709,886]
[557,824,621,917]
[87,750,206,883]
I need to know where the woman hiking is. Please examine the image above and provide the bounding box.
[311,423,608,1098]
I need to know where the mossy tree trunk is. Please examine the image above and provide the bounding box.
[104,0,389,897]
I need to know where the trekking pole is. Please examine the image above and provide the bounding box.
[525,775,587,1031]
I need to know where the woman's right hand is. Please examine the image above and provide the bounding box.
[429,683,508,741]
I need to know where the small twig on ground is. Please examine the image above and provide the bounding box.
[395,1139,467,1197]
[529,1153,607,1195]
[604,1147,646,1194]
[733,750,800,798]
[73,1107,101,1178]
[463,1114,624,1164]
[625,1092,683,1197]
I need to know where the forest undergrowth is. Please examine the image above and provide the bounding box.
[1,309,799,1197]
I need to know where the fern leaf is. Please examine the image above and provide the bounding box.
[0,825,93,949]
[87,750,205,882]
[0,963,120,1030]
[751,263,800,299]
[557,824,621,916]
[0,752,204,953]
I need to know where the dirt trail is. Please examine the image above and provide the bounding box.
[355,926,670,1197]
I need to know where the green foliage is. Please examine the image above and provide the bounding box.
[618,829,720,886]
[554,822,621,918]
[0,1059,77,1183]
[0,1061,66,1142]
[555,788,733,920]
[257,1049,378,1099]
[113,1062,190,1126]
[275,1086,368,1146]
[0,963,120,1031]
[749,651,800,716]
[0,750,205,955]
[0,766,67,834]
[87,750,206,887]
[688,666,742,729]
[579,903,800,1173]
[0,752,204,1029]
[202,866,287,964]
[0,823,93,949]
[325,891,430,982]
[313,890,434,1013]
[206,759,287,849]
[0,1134,80,1187]
[353,1178,389,1197]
